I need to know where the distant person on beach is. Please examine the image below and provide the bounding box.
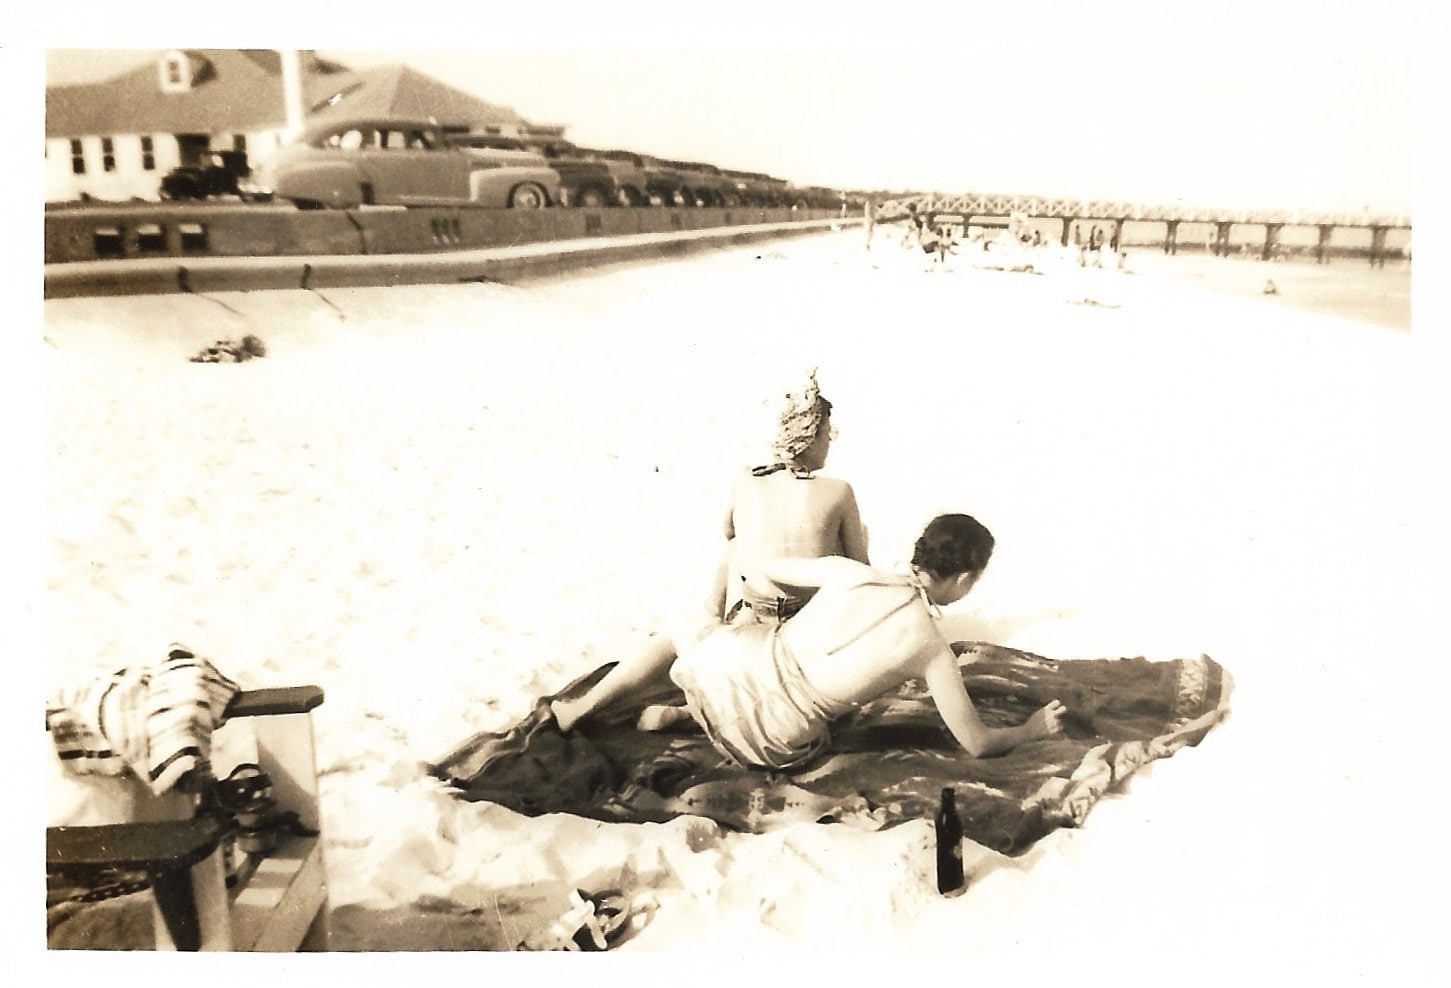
[933,225,957,268]
[903,208,925,248]
[918,223,946,270]
[551,513,1067,767]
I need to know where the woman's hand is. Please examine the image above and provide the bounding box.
[1026,699,1067,740]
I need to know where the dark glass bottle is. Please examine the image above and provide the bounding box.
[935,787,964,894]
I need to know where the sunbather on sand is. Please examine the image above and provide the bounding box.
[709,367,870,627]
[552,514,1066,768]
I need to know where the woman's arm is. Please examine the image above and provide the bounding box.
[722,484,737,541]
[923,647,1065,758]
[703,549,730,621]
[836,486,870,564]
[759,555,873,595]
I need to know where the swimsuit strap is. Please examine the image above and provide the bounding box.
[904,569,943,619]
[803,574,924,656]
[750,462,815,479]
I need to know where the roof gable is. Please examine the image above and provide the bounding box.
[303,65,525,130]
[47,50,311,137]
[45,51,525,139]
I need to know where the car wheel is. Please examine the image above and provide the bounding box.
[509,183,547,209]
[577,187,609,209]
[618,187,643,207]
[291,199,325,211]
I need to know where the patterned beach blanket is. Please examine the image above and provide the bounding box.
[428,644,1232,856]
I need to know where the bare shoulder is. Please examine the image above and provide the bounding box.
[814,475,858,499]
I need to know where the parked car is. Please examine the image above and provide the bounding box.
[159,150,263,201]
[781,185,846,210]
[566,147,687,206]
[447,134,618,208]
[722,170,791,208]
[660,160,732,207]
[269,117,561,209]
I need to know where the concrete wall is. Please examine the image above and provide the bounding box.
[44,211,856,298]
[45,204,834,264]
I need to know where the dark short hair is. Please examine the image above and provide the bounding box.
[911,514,995,577]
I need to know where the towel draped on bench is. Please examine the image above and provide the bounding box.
[47,645,241,797]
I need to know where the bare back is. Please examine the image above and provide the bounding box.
[782,573,943,708]
[724,468,868,609]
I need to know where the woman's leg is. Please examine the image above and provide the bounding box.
[551,633,679,732]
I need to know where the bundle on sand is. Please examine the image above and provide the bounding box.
[189,334,266,363]
[429,644,1233,855]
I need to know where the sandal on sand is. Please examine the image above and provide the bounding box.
[518,888,633,951]
[571,889,631,951]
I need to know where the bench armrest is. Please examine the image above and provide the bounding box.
[224,686,324,719]
[47,817,224,877]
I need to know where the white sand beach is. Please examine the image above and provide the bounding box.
[37,229,1442,974]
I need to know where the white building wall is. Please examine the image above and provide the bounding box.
[45,128,288,202]
[45,133,182,203]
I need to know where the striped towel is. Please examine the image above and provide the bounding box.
[46,645,241,796]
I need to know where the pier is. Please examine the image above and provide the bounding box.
[876,193,1411,266]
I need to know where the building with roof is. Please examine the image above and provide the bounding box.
[45,50,538,203]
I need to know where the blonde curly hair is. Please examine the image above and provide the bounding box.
[771,368,833,459]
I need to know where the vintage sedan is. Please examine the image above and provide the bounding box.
[447,133,619,208]
[270,117,561,210]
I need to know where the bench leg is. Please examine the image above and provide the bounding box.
[151,847,233,950]
[299,904,330,951]
[150,868,201,950]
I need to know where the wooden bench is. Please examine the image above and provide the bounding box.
[46,685,329,951]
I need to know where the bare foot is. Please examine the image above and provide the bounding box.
[636,704,693,732]
[551,698,584,733]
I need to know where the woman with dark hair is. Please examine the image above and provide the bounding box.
[552,514,1066,768]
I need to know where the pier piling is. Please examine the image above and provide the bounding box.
[1262,223,1282,262]
[1370,226,1388,268]
[1213,222,1232,257]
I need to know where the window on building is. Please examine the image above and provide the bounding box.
[141,136,155,171]
[102,137,116,173]
[159,51,192,93]
[70,139,85,175]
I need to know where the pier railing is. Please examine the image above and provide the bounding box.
[875,193,1409,230]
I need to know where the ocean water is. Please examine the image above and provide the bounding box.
[1124,250,1412,333]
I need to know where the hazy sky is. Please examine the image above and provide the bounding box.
[32,2,1428,216]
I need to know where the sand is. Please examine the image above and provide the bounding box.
[36,229,1442,974]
